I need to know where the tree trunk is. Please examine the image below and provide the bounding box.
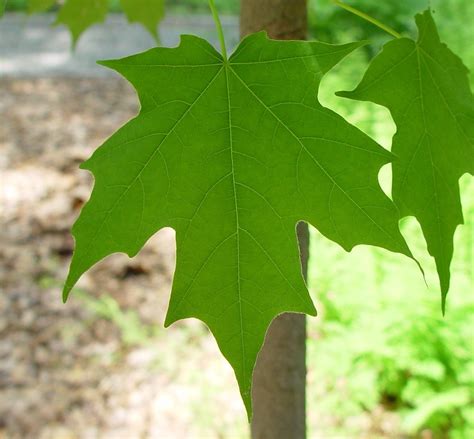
[240,3,309,438]
[250,224,309,439]
[240,0,307,40]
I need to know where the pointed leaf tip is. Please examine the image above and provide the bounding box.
[441,294,447,316]
[62,285,71,303]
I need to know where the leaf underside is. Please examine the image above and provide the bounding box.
[64,32,413,416]
[339,10,474,311]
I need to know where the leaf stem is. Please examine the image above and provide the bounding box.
[332,0,402,39]
[209,0,228,62]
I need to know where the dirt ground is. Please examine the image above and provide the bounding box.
[0,77,245,439]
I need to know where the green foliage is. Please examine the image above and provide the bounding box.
[339,10,474,309]
[1,0,165,45]
[307,178,474,437]
[57,2,474,416]
[307,42,473,434]
[120,0,164,41]
[62,22,417,414]
[429,0,474,82]
[6,0,467,420]
[55,0,108,47]
[77,291,159,346]
[308,0,469,43]
[308,0,426,46]
[309,0,474,70]
[27,0,54,13]
[54,0,165,45]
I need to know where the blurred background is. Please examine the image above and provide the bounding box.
[1,0,473,437]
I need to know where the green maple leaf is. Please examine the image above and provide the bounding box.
[55,0,108,47]
[339,10,474,311]
[28,0,56,14]
[120,0,164,41]
[63,11,413,415]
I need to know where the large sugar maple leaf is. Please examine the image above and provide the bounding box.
[63,31,412,414]
[339,10,474,310]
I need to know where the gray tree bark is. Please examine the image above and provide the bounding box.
[240,2,309,438]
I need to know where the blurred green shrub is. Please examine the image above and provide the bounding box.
[308,0,425,40]
[307,173,473,438]
[308,270,474,436]
[308,0,474,65]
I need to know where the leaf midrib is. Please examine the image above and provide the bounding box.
[223,63,247,386]
[415,47,445,278]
